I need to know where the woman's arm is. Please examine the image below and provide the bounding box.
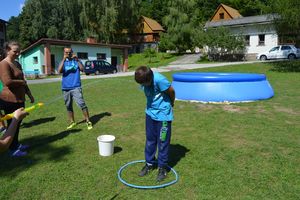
[24,84,35,103]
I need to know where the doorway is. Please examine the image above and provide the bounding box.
[111,56,118,67]
[51,54,55,74]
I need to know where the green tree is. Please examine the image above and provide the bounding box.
[114,0,142,43]
[45,0,63,39]
[138,0,169,25]
[194,0,221,22]
[204,27,246,61]
[160,0,203,53]
[79,0,118,43]
[7,0,272,49]
[18,0,37,48]
[19,0,61,47]
[143,47,157,63]
[6,16,21,42]
[226,0,267,16]
[61,0,82,40]
[266,0,300,46]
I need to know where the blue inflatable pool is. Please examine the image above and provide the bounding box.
[172,72,274,102]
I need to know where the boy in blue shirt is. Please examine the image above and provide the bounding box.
[134,66,175,182]
[58,47,92,130]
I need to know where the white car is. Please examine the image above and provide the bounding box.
[256,45,300,61]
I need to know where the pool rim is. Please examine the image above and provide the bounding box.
[172,72,267,82]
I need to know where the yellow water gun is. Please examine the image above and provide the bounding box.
[0,103,44,121]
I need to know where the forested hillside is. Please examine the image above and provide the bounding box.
[6,0,299,51]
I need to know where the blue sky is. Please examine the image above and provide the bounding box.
[0,0,25,21]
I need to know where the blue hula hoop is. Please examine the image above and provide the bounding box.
[117,160,179,189]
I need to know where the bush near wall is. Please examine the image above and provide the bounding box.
[208,53,245,61]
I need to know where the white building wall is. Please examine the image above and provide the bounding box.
[71,45,112,64]
[230,23,278,55]
[247,33,278,54]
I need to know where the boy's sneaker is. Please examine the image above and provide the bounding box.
[86,121,93,130]
[18,144,30,151]
[138,164,154,177]
[157,167,167,182]
[10,149,27,157]
[66,122,76,130]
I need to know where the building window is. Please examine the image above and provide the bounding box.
[0,23,3,32]
[97,53,106,60]
[258,34,265,45]
[245,35,250,46]
[33,56,38,64]
[219,13,224,19]
[77,52,88,59]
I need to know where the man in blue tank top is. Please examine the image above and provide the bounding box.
[58,47,93,130]
[134,66,175,182]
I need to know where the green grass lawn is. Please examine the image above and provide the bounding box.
[0,63,299,199]
[127,52,179,71]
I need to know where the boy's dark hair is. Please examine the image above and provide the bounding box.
[135,66,153,84]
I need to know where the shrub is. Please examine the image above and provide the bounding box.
[143,48,157,63]
[270,60,300,72]
[205,27,246,61]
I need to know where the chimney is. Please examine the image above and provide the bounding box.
[86,37,97,44]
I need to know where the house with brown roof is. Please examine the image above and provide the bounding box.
[130,16,165,53]
[19,38,131,75]
[205,4,279,60]
[210,4,242,22]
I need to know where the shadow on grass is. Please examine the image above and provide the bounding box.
[78,112,111,125]
[21,116,56,128]
[27,129,81,149]
[168,144,190,168]
[114,146,122,154]
[0,129,80,177]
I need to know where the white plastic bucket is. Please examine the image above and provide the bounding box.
[97,135,115,156]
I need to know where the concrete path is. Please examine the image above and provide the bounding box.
[27,60,260,85]
[169,54,201,64]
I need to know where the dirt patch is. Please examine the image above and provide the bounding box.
[224,134,260,150]
[274,106,299,115]
[222,105,249,113]
[285,120,296,125]
[229,136,248,148]
[196,104,215,112]
[260,151,272,159]
[195,103,251,113]
[178,104,186,109]
[255,105,267,113]
[224,134,250,149]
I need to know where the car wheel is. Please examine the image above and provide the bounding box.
[85,73,90,75]
[260,55,267,61]
[288,54,296,60]
[95,70,100,75]
[113,69,117,74]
